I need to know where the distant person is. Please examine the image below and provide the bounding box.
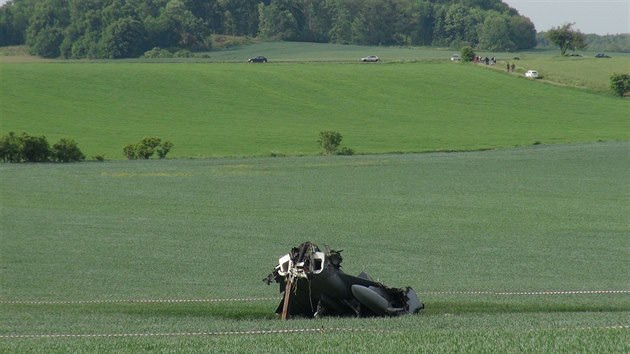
[511,63,515,72]
[507,62,510,72]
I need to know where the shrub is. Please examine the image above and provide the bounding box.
[136,137,162,159]
[93,154,105,162]
[174,49,193,58]
[270,151,286,157]
[0,132,23,162]
[610,73,630,97]
[144,47,173,58]
[51,138,85,162]
[337,146,355,156]
[123,137,173,159]
[123,144,138,159]
[156,141,174,159]
[20,133,50,162]
[460,46,476,62]
[318,131,343,155]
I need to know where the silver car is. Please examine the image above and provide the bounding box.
[361,55,379,62]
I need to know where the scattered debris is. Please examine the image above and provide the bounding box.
[264,241,424,319]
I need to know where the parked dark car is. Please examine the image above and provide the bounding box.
[248,56,268,63]
[595,53,611,58]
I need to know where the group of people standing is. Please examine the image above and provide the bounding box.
[474,56,496,65]
[506,62,516,72]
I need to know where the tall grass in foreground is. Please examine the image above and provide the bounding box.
[1,142,628,352]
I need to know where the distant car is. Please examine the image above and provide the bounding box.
[450,54,460,61]
[525,70,539,78]
[595,53,611,58]
[361,55,379,62]
[248,56,267,63]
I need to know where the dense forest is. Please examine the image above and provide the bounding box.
[1,0,628,59]
[0,0,541,58]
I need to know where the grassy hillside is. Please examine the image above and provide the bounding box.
[1,59,628,159]
[1,142,628,352]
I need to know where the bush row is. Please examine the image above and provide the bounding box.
[2,131,354,162]
[0,132,85,163]
[123,137,173,160]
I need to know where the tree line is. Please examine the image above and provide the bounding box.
[0,0,538,59]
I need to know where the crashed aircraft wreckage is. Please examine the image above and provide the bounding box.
[264,241,424,319]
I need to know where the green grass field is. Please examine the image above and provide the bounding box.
[1,42,629,352]
[1,60,628,159]
[1,142,629,352]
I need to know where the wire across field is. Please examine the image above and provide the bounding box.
[2,289,630,305]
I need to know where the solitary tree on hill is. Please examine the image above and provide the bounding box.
[546,23,586,56]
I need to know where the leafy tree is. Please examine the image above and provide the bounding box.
[51,138,85,162]
[123,144,138,159]
[9,0,541,57]
[25,0,70,58]
[328,1,352,44]
[609,73,630,97]
[100,17,147,58]
[257,0,299,41]
[508,15,536,50]
[479,13,514,51]
[433,3,480,47]
[0,0,38,46]
[0,132,23,163]
[20,133,51,162]
[318,131,343,155]
[410,0,434,46]
[156,140,174,158]
[123,137,173,159]
[546,23,586,56]
[460,45,475,62]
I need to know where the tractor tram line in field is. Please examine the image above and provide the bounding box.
[1,325,628,341]
[2,289,629,305]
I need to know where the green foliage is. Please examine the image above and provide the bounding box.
[537,33,630,53]
[93,154,105,162]
[318,131,343,155]
[143,47,173,58]
[19,132,50,162]
[5,0,540,58]
[122,144,138,159]
[0,131,23,163]
[123,137,173,159]
[173,49,193,58]
[24,0,69,58]
[479,14,514,51]
[609,73,630,97]
[337,146,355,155]
[156,140,174,159]
[460,45,475,62]
[51,138,85,162]
[546,23,587,56]
[0,132,87,163]
[99,17,147,59]
[136,137,162,159]
[0,0,35,46]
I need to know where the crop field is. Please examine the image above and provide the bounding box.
[1,42,629,352]
[1,142,629,352]
[1,43,629,160]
